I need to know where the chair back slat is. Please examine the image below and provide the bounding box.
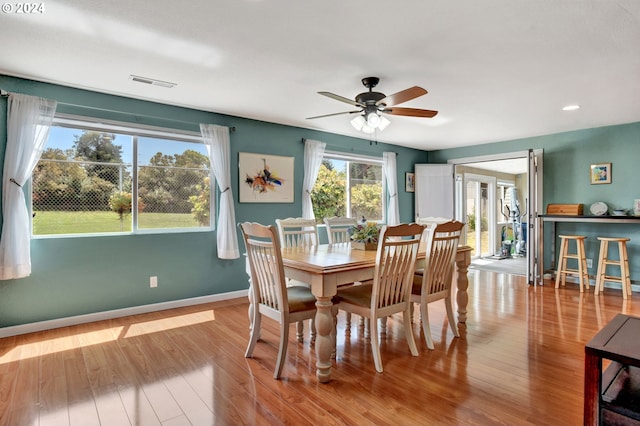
[240,222,287,312]
[372,224,424,312]
[422,221,464,298]
[276,218,319,248]
[324,216,358,244]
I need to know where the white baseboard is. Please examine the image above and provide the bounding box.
[0,290,248,339]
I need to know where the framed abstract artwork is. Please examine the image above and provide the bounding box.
[239,152,294,203]
[590,163,611,185]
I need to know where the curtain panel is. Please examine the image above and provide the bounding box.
[0,93,57,280]
[200,124,240,259]
[301,139,326,220]
[383,152,399,226]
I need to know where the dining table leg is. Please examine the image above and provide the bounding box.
[314,296,334,383]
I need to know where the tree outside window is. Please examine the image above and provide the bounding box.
[311,156,383,224]
[32,123,212,236]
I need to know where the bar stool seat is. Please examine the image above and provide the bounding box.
[595,237,632,299]
[555,235,589,292]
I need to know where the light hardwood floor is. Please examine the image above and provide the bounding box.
[1,271,639,425]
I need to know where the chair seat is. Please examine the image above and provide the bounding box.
[335,283,373,306]
[286,286,318,313]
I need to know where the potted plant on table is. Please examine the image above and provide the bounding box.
[349,222,381,250]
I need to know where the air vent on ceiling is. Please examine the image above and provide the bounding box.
[129,75,176,88]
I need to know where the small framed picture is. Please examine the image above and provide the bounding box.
[405,172,415,192]
[590,163,611,185]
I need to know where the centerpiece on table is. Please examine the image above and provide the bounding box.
[349,222,381,250]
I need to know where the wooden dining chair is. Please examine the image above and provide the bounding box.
[323,216,357,244]
[333,223,425,373]
[275,217,318,341]
[239,222,317,380]
[411,220,465,350]
[416,216,451,226]
[276,217,319,248]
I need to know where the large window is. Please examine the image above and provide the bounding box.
[311,152,385,223]
[31,117,213,236]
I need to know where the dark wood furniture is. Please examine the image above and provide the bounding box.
[584,314,640,425]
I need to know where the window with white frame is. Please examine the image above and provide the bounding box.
[310,152,385,223]
[31,116,213,236]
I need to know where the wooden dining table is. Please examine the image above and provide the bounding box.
[280,243,472,383]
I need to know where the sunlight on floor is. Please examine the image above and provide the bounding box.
[123,310,215,338]
[0,310,216,364]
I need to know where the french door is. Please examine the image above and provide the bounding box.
[414,149,543,285]
[463,174,496,258]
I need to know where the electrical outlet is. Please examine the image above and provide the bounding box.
[150,276,158,288]
[586,258,593,268]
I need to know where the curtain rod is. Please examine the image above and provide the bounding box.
[0,89,235,133]
[301,137,398,156]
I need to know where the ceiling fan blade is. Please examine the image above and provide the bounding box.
[382,107,438,118]
[376,86,427,106]
[318,91,364,107]
[306,110,361,120]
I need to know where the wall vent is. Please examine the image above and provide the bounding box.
[129,75,176,88]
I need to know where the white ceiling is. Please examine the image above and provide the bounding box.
[2,0,639,151]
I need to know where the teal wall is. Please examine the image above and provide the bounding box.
[430,122,640,279]
[0,75,428,328]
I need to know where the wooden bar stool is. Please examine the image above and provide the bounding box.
[555,235,590,292]
[595,237,632,299]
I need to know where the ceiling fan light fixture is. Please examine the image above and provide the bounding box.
[351,112,390,133]
[366,111,381,127]
[311,77,437,135]
[350,115,366,131]
[361,124,376,134]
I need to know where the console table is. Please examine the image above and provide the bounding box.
[540,215,640,272]
[584,314,640,425]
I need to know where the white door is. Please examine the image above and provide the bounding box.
[527,149,544,285]
[445,150,544,284]
[414,164,454,220]
[463,173,496,258]
[414,153,543,283]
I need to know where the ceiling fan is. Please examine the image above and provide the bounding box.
[307,77,438,133]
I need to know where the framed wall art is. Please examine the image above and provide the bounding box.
[590,162,611,185]
[239,152,294,203]
[405,172,415,192]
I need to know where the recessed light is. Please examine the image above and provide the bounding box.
[562,105,580,111]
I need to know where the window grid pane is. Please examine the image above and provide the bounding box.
[311,155,384,224]
[32,122,212,237]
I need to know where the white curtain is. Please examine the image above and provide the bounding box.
[0,93,57,280]
[383,152,399,225]
[200,124,239,259]
[301,139,326,219]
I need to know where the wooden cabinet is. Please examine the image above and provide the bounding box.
[584,314,640,425]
